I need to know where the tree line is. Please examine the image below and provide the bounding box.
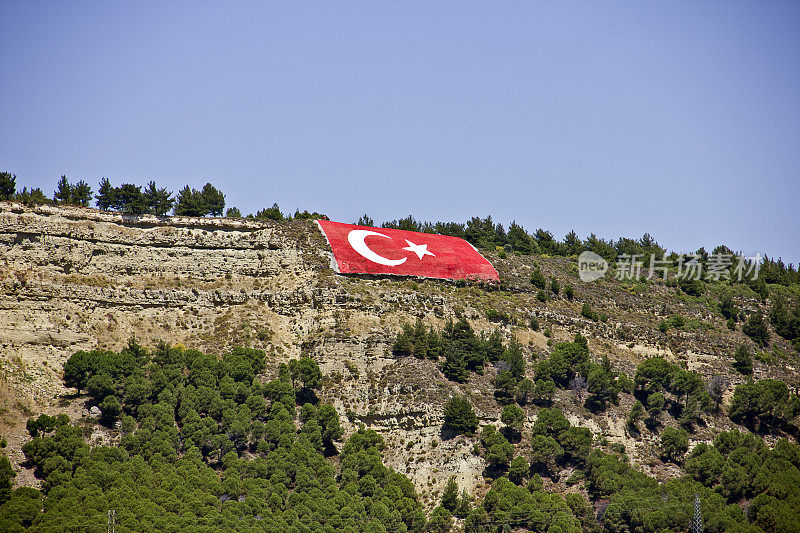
[366,212,800,289]
[4,169,799,288]
[1,171,229,218]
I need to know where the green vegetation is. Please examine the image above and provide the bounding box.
[634,357,711,429]
[564,283,574,301]
[443,396,478,435]
[743,310,770,347]
[530,269,546,290]
[532,335,625,413]
[249,203,326,222]
[1,323,799,532]
[729,378,800,434]
[174,183,225,217]
[770,293,800,349]
[391,317,524,388]
[660,427,689,462]
[3,175,800,532]
[1,342,425,532]
[580,302,599,322]
[54,175,93,207]
[733,343,754,375]
[480,425,514,467]
[0,172,16,201]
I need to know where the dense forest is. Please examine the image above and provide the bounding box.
[1,342,426,532]
[0,330,798,532]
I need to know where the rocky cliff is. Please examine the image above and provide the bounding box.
[0,203,793,505]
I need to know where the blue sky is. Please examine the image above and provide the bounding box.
[1,1,798,264]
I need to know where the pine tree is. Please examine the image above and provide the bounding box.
[627,401,644,432]
[357,214,374,227]
[550,276,560,296]
[531,268,546,290]
[174,185,209,217]
[564,284,574,301]
[201,183,225,216]
[743,311,770,347]
[441,476,458,512]
[0,171,16,201]
[114,183,146,214]
[143,180,174,216]
[442,342,468,383]
[733,344,753,375]
[143,180,159,214]
[71,180,92,207]
[501,338,525,379]
[54,175,71,204]
[563,229,582,255]
[443,396,478,434]
[95,178,115,210]
[0,455,15,505]
[507,221,532,254]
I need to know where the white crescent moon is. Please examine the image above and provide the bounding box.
[347,230,407,266]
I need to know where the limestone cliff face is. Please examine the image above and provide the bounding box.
[0,203,786,504]
[0,203,500,502]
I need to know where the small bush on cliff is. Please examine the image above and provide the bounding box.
[444,395,478,435]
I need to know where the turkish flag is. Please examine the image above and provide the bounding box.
[316,220,499,281]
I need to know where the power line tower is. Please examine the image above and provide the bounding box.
[693,494,703,533]
[107,509,116,533]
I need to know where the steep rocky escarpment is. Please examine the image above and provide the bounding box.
[0,203,794,506]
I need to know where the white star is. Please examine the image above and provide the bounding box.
[402,240,435,260]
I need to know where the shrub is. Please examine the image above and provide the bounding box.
[668,314,685,329]
[720,295,737,321]
[531,269,547,290]
[564,284,574,300]
[678,277,704,296]
[581,302,599,321]
[550,277,560,295]
[743,311,770,347]
[501,404,524,433]
[441,476,459,512]
[733,344,753,375]
[485,309,511,324]
[443,396,478,434]
[660,427,689,462]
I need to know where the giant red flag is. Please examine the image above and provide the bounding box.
[316,220,499,281]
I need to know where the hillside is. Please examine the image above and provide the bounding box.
[1,203,799,532]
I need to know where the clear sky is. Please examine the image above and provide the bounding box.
[1,1,798,264]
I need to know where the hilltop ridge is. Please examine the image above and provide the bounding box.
[1,203,798,530]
